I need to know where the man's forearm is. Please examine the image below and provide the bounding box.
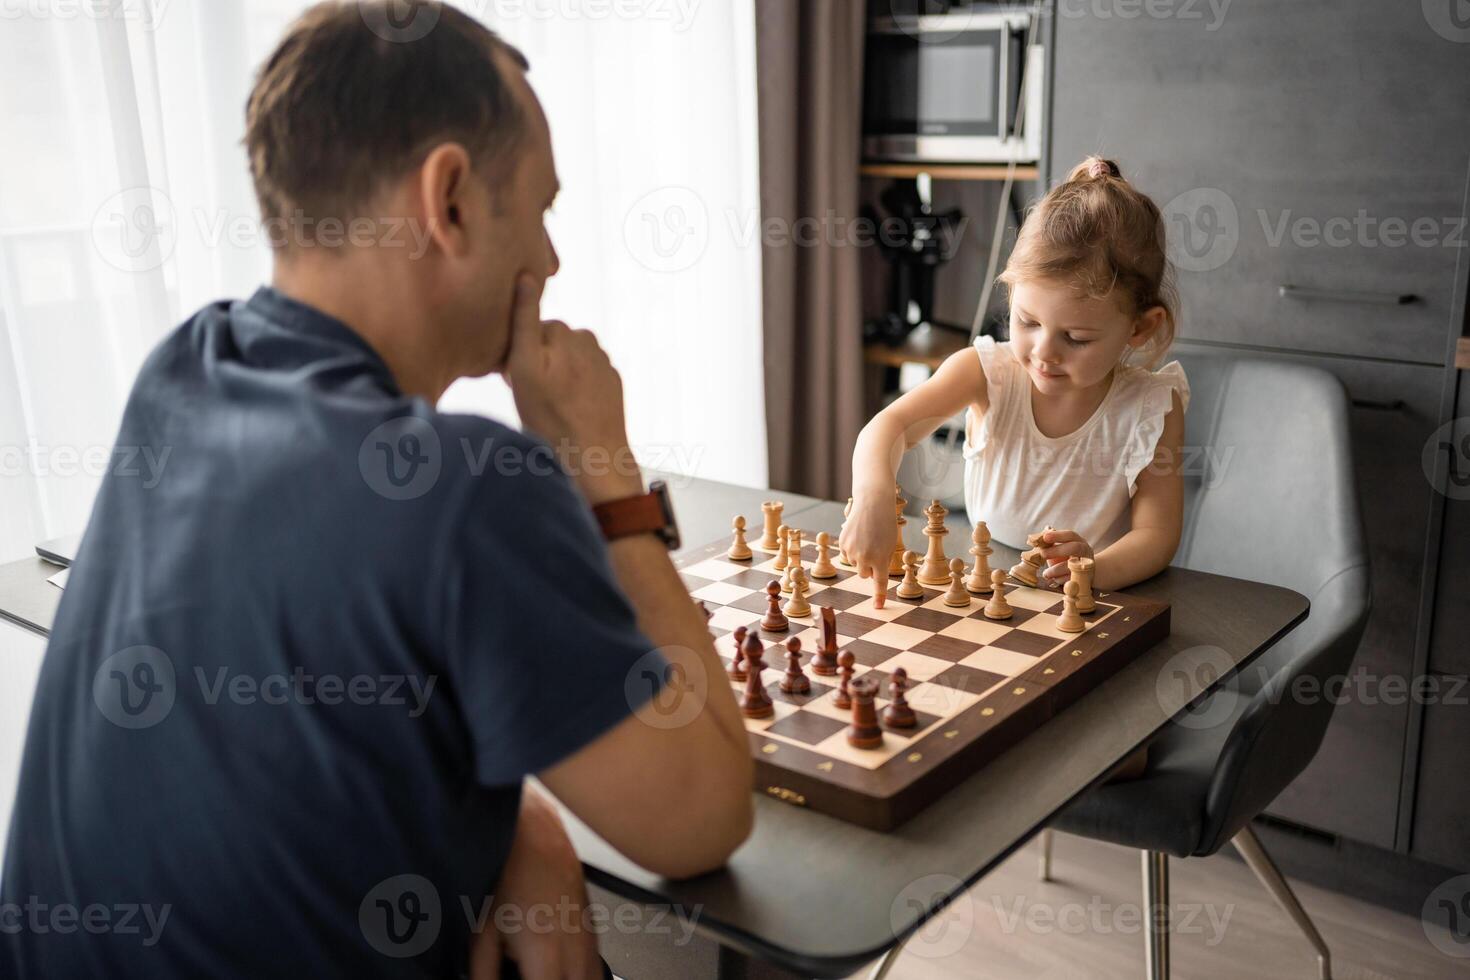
[603,533,749,753]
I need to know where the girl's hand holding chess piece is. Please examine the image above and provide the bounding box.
[1038,529,1095,588]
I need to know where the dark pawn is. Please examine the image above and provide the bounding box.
[728,625,748,682]
[882,666,916,729]
[810,607,838,675]
[846,675,883,749]
[780,636,810,695]
[760,580,789,632]
[833,649,856,710]
[740,631,773,718]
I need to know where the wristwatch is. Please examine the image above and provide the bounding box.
[592,479,681,550]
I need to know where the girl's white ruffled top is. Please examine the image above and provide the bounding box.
[961,336,1190,552]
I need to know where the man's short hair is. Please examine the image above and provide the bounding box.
[245,1,529,245]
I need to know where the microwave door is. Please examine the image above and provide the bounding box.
[863,28,1007,162]
[919,36,1000,139]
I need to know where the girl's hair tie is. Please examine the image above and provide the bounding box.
[1088,159,1115,179]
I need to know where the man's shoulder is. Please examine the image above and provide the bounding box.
[429,412,576,503]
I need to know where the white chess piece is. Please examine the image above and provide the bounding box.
[784,567,811,618]
[727,515,752,560]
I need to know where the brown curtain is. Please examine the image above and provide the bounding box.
[755,0,866,499]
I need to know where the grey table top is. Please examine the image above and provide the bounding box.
[0,473,1308,978]
[0,556,64,637]
[561,491,1310,977]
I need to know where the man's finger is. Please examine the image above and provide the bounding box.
[568,927,602,980]
[467,926,502,980]
[509,943,558,980]
[503,273,544,378]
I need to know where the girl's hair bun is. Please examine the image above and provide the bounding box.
[1000,155,1178,369]
[1067,156,1122,182]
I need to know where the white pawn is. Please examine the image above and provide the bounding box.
[773,524,790,570]
[983,569,1013,620]
[812,531,837,579]
[1057,580,1085,633]
[943,558,971,607]
[784,566,811,618]
[896,550,924,599]
[727,515,752,560]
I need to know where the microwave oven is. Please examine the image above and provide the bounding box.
[863,10,1044,164]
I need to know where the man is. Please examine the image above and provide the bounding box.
[2,3,753,977]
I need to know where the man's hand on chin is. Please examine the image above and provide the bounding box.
[502,274,643,507]
[470,785,603,980]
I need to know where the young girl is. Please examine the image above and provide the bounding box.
[842,157,1190,607]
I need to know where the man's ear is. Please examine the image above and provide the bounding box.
[417,142,474,259]
[1129,305,1168,348]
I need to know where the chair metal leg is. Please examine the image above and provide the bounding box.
[1039,828,1054,882]
[1232,827,1332,980]
[1142,850,1170,980]
[864,942,902,980]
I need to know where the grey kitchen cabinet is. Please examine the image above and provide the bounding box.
[1049,0,1470,365]
[1412,374,1469,869]
[1411,687,1470,870]
[1172,341,1444,848]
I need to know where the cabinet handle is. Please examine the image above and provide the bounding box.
[1444,435,1470,490]
[1279,284,1417,306]
[1349,397,1406,412]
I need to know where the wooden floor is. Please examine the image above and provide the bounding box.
[858,832,1460,980]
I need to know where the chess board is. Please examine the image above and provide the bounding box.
[677,528,1171,831]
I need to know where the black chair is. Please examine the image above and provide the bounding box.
[1039,354,1372,980]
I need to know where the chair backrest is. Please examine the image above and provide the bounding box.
[1169,352,1372,853]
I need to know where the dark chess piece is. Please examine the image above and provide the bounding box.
[833,649,856,710]
[881,666,916,729]
[728,625,748,682]
[740,632,773,719]
[760,580,789,632]
[846,675,884,749]
[780,637,810,695]
[810,607,838,675]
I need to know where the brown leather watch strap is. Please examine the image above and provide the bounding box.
[593,492,663,540]
[590,487,676,549]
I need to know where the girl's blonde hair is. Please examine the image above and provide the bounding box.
[999,156,1178,369]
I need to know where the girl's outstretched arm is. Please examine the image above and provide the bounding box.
[844,348,987,604]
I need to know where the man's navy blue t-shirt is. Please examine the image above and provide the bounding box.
[2,288,661,976]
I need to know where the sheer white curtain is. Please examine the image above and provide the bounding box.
[0,0,765,563]
[439,0,767,489]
